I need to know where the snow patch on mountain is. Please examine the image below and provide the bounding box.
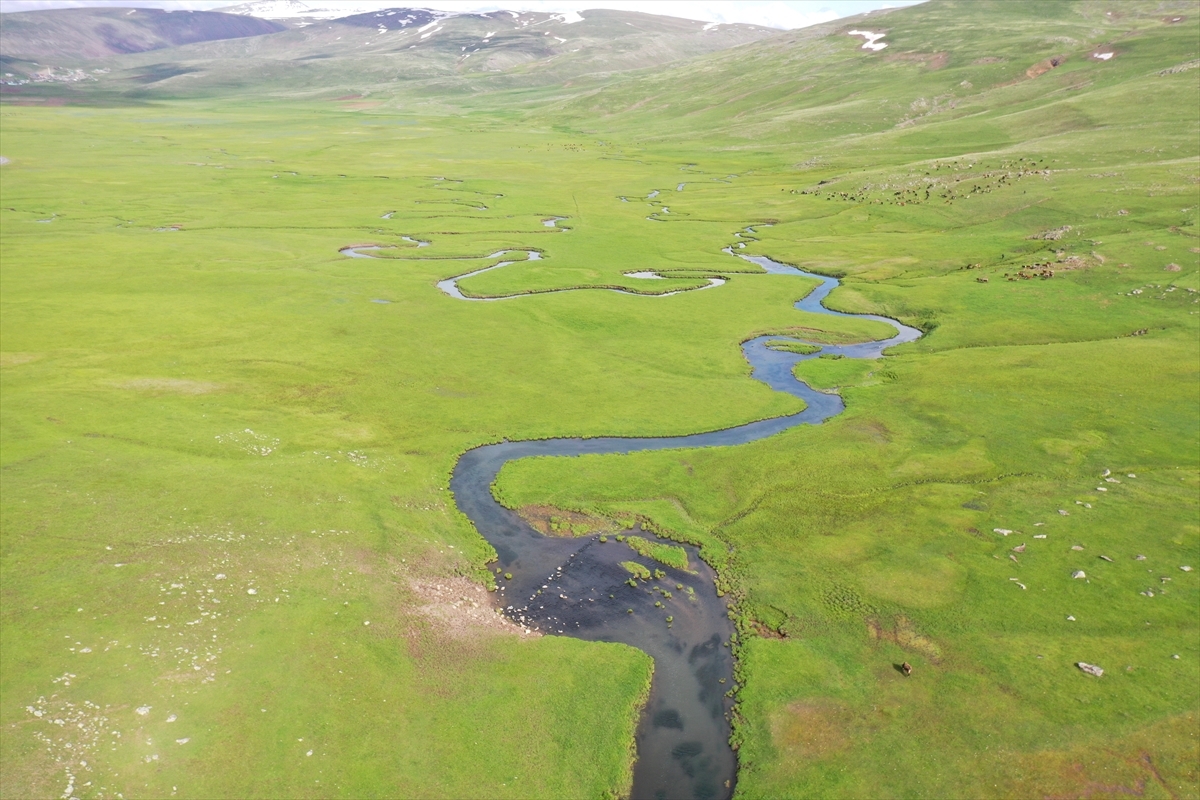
[847,30,888,51]
[218,2,458,24]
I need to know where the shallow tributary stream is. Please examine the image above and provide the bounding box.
[347,234,921,800]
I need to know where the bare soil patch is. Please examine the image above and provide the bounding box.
[1026,56,1067,79]
[866,614,943,662]
[408,576,532,639]
[771,700,854,760]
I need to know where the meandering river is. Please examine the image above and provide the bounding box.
[345,232,921,800]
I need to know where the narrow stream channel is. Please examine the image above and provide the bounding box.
[347,234,921,800]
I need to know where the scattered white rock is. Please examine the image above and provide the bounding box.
[136,706,151,716]
[176,738,190,745]
[1099,555,1114,562]
[1077,662,1104,677]
[1094,52,1114,60]
[1136,555,1146,561]
[247,589,257,595]
[306,750,313,757]
[1066,615,1076,621]
[1181,566,1193,572]
[1101,469,1111,477]
[1072,570,1087,579]
[1059,510,1069,516]
[994,528,1013,535]
[215,574,226,580]
[1012,543,1026,553]
[1096,487,1108,492]
[1127,474,1136,478]
[1034,534,1047,539]
[166,714,177,723]
[1172,654,1180,659]
[1072,545,1085,551]
[363,620,370,626]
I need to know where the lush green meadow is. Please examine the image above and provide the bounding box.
[2,1,1198,797]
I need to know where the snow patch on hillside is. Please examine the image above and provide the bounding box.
[219,1,369,19]
[848,30,888,51]
[219,1,458,23]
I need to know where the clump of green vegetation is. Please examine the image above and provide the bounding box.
[624,535,689,570]
[599,535,608,543]
[792,356,876,391]
[620,561,651,581]
[765,340,822,355]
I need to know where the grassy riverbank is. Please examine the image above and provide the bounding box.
[2,1,1197,797]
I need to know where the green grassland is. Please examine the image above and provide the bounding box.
[2,1,1198,798]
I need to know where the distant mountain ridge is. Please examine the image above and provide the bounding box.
[215,2,585,26]
[216,1,432,21]
[0,6,775,97]
[0,7,284,62]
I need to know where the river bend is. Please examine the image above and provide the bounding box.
[347,233,921,800]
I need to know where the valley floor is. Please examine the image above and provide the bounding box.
[1,5,1198,796]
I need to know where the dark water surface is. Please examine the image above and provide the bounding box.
[447,246,920,800]
[346,236,920,798]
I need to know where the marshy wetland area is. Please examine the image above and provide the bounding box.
[1,1,1198,798]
